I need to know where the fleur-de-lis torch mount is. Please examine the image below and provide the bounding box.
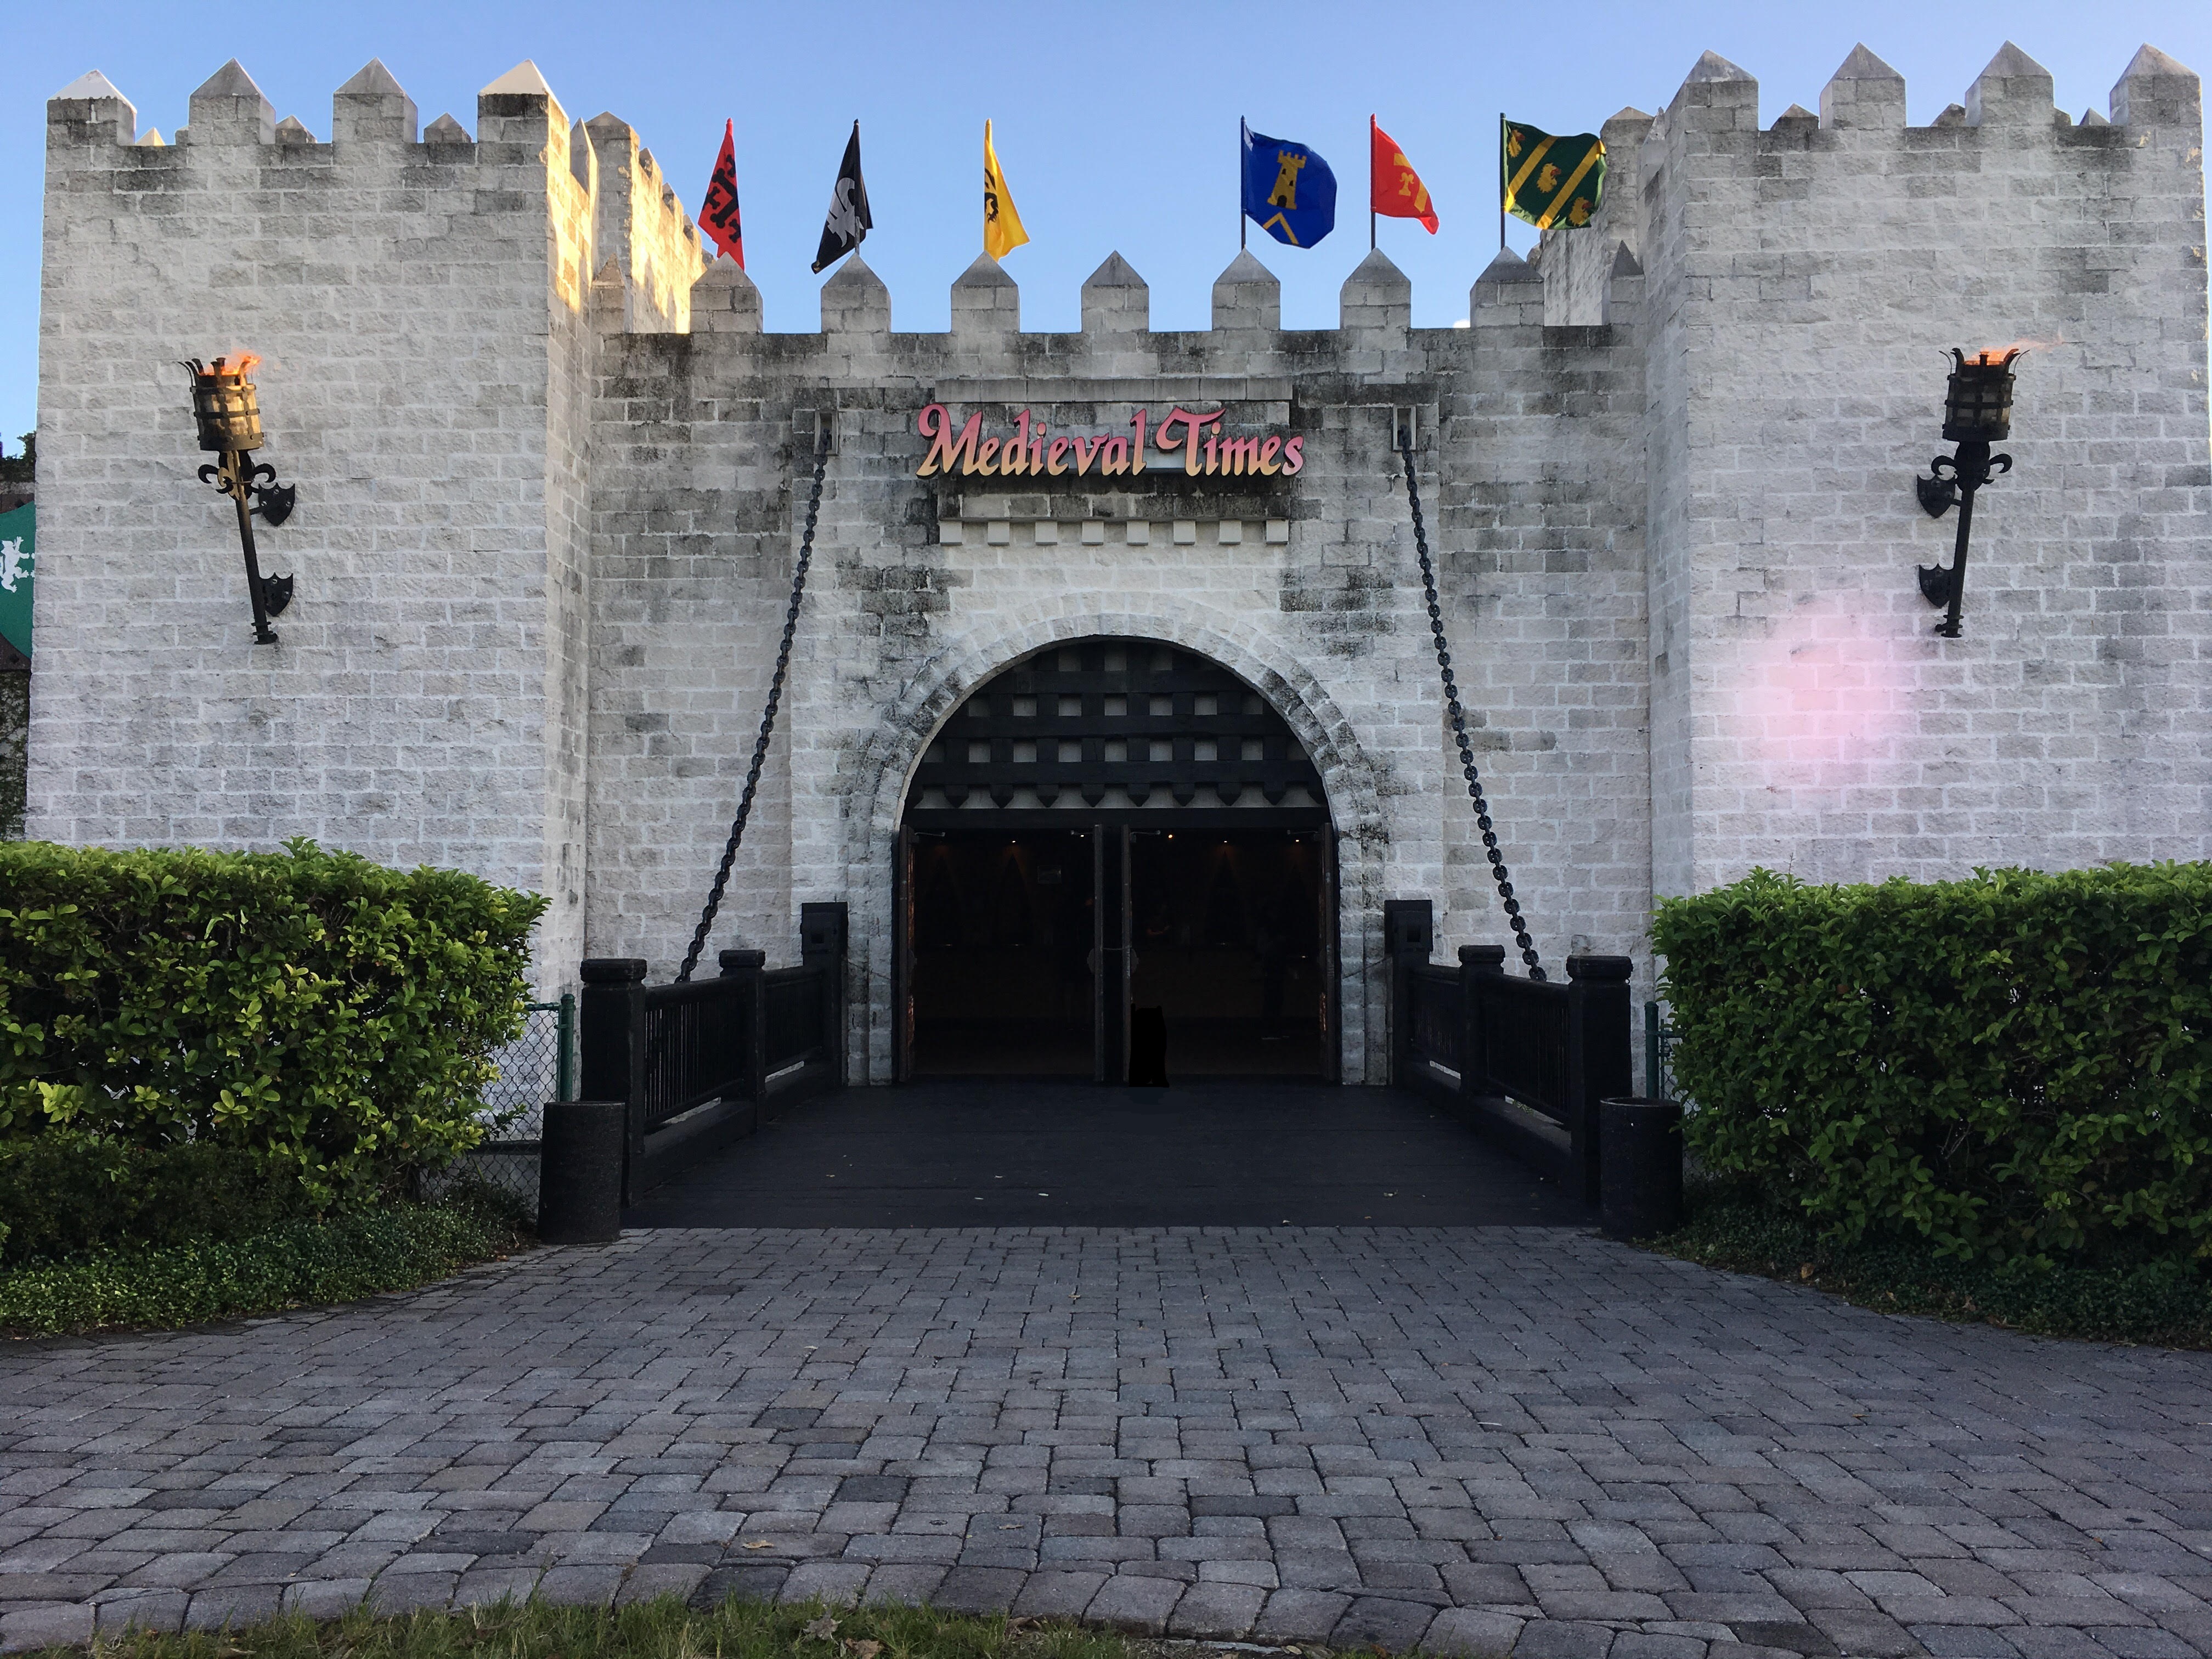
[1915,346,2021,640]
[184,356,296,645]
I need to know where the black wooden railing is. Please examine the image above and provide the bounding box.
[1384,899,1632,1205]
[580,902,848,1204]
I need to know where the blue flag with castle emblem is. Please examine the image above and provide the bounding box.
[1241,121,1336,248]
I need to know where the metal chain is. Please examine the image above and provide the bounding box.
[1398,433,1546,980]
[676,430,832,983]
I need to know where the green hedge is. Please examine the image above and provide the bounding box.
[1,839,546,1201]
[0,1192,527,1335]
[1657,1183,2212,1347]
[0,1137,319,1266]
[1652,862,2212,1263]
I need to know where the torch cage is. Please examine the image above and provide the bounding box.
[185,358,264,453]
[1939,348,2021,444]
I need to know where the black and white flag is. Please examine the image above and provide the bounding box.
[811,121,872,273]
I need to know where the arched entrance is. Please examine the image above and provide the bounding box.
[894,637,1338,1083]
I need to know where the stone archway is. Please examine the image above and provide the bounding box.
[832,603,1393,1084]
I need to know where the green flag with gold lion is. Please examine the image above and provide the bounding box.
[1500,116,1605,230]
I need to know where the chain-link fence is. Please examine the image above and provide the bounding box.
[1645,1000,1680,1104]
[431,995,574,1220]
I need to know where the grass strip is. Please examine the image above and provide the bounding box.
[24,1597,1182,1659]
[1650,1186,2212,1348]
[0,1195,530,1339]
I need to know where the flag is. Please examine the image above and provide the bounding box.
[983,119,1029,260]
[1370,116,1438,234]
[0,502,32,665]
[1500,116,1605,230]
[699,119,744,267]
[1241,120,1335,248]
[811,121,871,274]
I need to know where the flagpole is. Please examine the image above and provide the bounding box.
[1369,116,1377,251]
[1238,120,1246,251]
[1499,112,1506,252]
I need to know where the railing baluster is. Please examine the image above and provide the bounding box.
[579,957,649,1204]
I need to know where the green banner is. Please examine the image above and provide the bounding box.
[0,503,31,662]
[1501,117,1606,231]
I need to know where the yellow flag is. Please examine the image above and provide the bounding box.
[983,119,1029,259]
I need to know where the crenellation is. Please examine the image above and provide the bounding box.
[332,59,415,147]
[184,59,274,151]
[951,253,1020,337]
[1968,41,2057,128]
[2112,43,2203,127]
[1080,252,1149,335]
[1339,248,1411,335]
[691,255,763,334]
[1821,44,1906,131]
[47,71,137,150]
[1211,250,1280,331]
[821,252,890,336]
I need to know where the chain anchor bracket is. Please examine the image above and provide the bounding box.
[1396,422,1546,980]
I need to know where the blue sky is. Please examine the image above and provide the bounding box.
[4,1,2208,450]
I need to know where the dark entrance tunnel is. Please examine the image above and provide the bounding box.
[907,827,1094,1076]
[896,637,1336,1083]
[906,826,1329,1079]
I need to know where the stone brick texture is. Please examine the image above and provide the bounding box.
[26,42,2212,1069]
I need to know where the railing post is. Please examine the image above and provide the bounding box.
[555,991,576,1104]
[579,958,648,1206]
[800,901,849,1088]
[1564,955,1634,1207]
[1645,1000,1661,1102]
[1458,944,1505,1109]
[1382,900,1434,1087]
[719,949,769,1114]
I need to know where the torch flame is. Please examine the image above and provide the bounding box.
[1964,334,2063,368]
[216,352,262,377]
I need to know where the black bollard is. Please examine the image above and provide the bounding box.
[1128,1006,1169,1087]
[538,1098,625,1244]
[1598,1097,1684,1240]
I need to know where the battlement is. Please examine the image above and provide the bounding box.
[46,41,2197,353]
[44,57,704,332]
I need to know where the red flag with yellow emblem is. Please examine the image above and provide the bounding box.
[1370,117,1439,234]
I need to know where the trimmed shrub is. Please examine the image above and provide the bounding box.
[0,839,546,1201]
[1656,1181,2212,1348]
[1652,863,2212,1263]
[0,1137,318,1266]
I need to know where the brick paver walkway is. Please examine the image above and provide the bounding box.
[5,1227,2212,1658]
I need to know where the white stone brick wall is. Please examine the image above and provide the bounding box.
[30,63,578,946]
[1639,43,2212,898]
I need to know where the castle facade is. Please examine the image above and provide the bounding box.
[28,45,2211,1084]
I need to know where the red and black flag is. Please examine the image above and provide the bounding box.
[699,119,743,266]
[811,121,871,274]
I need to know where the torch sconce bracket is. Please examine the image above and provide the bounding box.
[196,459,297,527]
[1916,472,1959,518]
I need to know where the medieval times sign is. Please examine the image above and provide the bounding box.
[914,404,1304,481]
